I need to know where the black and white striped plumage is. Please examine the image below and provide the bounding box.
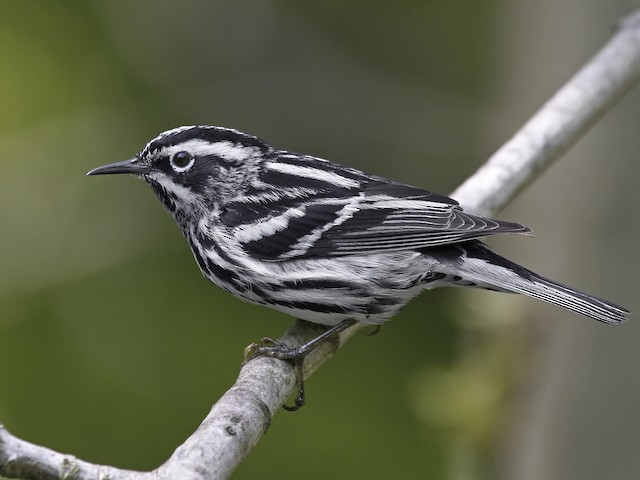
[88,125,630,327]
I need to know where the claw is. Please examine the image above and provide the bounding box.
[282,361,306,411]
[242,318,358,411]
[243,337,281,361]
[243,339,308,410]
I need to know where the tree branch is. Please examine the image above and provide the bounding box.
[3,9,640,480]
[452,10,640,217]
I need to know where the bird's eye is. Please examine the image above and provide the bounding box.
[170,151,195,172]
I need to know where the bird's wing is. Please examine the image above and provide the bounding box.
[221,180,532,261]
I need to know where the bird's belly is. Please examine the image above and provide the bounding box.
[232,251,433,325]
[188,228,444,325]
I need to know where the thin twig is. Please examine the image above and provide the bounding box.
[3,9,640,480]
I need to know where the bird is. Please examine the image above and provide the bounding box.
[87,125,630,409]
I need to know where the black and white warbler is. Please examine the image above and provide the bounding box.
[88,125,630,409]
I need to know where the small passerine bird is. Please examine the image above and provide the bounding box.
[88,125,629,409]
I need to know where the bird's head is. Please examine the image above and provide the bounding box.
[87,125,272,223]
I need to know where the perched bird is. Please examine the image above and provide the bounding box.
[88,125,629,409]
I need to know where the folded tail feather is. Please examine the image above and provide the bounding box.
[436,241,630,325]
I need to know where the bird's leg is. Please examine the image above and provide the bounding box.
[244,318,358,411]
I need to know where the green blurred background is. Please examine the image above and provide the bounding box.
[1,1,639,479]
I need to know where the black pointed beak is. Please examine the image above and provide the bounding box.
[86,158,149,176]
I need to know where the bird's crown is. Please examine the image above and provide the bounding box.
[133,126,272,223]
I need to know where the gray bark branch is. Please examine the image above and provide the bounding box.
[3,9,640,480]
[452,10,640,217]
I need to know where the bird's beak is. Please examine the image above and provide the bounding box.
[86,158,149,176]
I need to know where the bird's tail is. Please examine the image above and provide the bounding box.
[443,242,630,325]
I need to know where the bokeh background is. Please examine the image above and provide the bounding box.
[1,1,639,479]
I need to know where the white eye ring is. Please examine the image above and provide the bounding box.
[170,151,195,172]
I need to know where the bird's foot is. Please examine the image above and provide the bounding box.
[243,319,358,411]
[244,338,307,411]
